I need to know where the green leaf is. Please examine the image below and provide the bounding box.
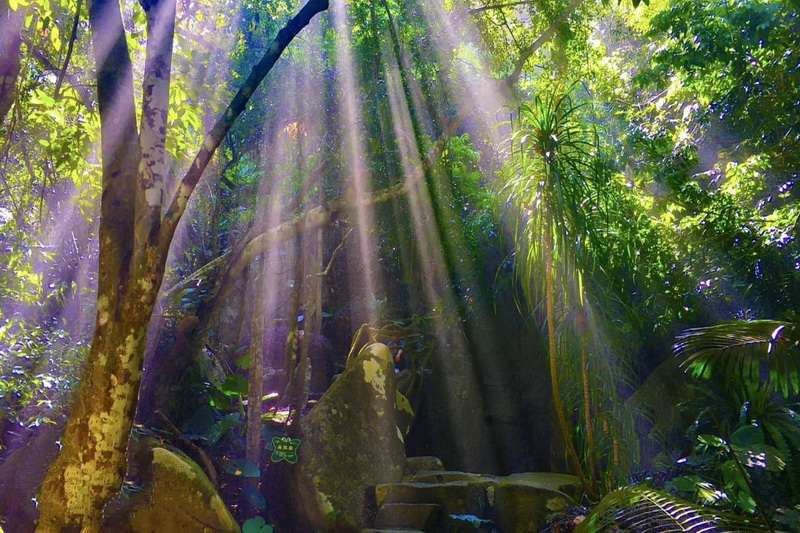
[734,444,787,472]
[731,424,764,447]
[206,412,241,445]
[235,353,252,370]
[220,375,248,397]
[242,517,273,533]
[698,434,728,449]
[50,24,61,51]
[667,474,702,493]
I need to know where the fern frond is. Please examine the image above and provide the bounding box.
[576,485,768,532]
[674,320,800,398]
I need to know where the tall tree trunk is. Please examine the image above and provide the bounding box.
[36,0,329,529]
[543,226,585,483]
[245,263,265,513]
[136,0,176,251]
[283,235,303,423]
[0,0,23,128]
[38,0,141,527]
[295,224,322,411]
[577,304,596,487]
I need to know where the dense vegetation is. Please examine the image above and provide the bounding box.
[0,0,798,530]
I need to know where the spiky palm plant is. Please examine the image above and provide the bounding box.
[504,89,595,483]
[505,88,646,494]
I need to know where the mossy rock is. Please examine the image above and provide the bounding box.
[290,343,406,531]
[104,445,239,532]
[491,473,576,533]
[410,471,494,484]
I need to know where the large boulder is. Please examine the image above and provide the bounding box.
[289,343,407,531]
[0,423,63,532]
[103,444,239,532]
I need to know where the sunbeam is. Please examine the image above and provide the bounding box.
[2,0,798,530]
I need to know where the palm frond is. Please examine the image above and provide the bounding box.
[674,320,800,398]
[576,485,769,532]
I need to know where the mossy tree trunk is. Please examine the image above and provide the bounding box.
[35,0,329,530]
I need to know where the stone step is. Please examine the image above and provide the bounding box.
[374,503,441,530]
[371,471,580,533]
[362,529,426,533]
[403,456,444,477]
[374,480,492,516]
[409,470,494,484]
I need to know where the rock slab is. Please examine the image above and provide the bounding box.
[371,468,579,533]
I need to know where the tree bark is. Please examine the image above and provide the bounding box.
[0,0,23,128]
[293,224,322,413]
[136,0,176,253]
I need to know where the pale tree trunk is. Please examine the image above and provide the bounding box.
[136,0,176,250]
[36,0,329,530]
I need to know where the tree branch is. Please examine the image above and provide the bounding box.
[23,38,94,110]
[159,0,329,249]
[469,0,535,14]
[54,0,82,100]
[161,182,407,301]
[506,0,582,86]
[314,227,352,278]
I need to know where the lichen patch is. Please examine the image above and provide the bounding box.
[362,359,387,399]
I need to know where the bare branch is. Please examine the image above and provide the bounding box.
[314,227,353,278]
[469,0,535,14]
[23,38,94,110]
[507,0,582,86]
[159,0,329,248]
[54,0,83,100]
